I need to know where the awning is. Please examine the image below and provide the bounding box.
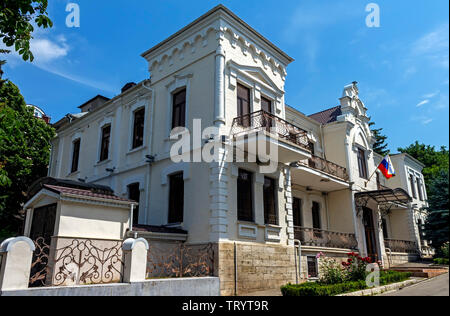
[355,188,412,210]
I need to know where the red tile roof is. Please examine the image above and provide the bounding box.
[43,184,136,203]
[309,106,342,125]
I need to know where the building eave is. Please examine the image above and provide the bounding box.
[141,5,294,64]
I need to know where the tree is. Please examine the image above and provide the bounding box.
[0,0,53,62]
[369,121,389,156]
[0,80,55,237]
[398,142,449,191]
[424,170,449,251]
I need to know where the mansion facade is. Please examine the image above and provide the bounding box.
[23,5,430,295]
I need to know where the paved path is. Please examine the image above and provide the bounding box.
[379,273,449,296]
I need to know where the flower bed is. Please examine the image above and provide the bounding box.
[281,271,412,296]
[281,252,411,296]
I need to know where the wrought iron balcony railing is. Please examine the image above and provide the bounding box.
[298,155,349,182]
[384,239,418,254]
[294,226,358,250]
[231,110,310,151]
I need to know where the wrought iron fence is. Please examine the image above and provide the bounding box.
[29,237,124,287]
[298,155,349,182]
[384,239,418,254]
[231,110,310,151]
[294,226,358,250]
[29,237,51,287]
[146,242,215,279]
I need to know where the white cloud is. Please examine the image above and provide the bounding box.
[31,38,69,63]
[416,100,430,107]
[2,34,115,94]
[423,91,440,99]
[411,23,449,69]
[422,118,433,125]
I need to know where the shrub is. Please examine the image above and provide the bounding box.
[341,252,374,282]
[318,253,347,285]
[281,271,411,296]
[433,258,449,265]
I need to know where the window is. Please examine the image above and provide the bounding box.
[168,173,184,224]
[132,108,145,149]
[99,125,111,162]
[409,174,417,199]
[261,97,272,113]
[71,139,81,173]
[261,97,273,131]
[417,177,424,201]
[263,177,277,225]
[357,148,368,179]
[172,89,186,129]
[307,256,318,278]
[128,183,140,225]
[237,169,253,222]
[237,84,251,127]
[293,197,303,227]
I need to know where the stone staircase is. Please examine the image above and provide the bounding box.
[389,262,449,278]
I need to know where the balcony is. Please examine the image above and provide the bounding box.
[294,226,358,250]
[384,239,418,254]
[291,155,350,192]
[231,110,312,164]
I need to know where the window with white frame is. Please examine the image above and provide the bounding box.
[99,124,111,162]
[132,108,145,149]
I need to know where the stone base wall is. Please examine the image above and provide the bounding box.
[387,253,420,267]
[218,241,297,296]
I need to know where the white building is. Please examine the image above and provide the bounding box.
[24,5,429,295]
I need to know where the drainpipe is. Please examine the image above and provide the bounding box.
[141,80,155,226]
[129,204,135,233]
[294,239,302,284]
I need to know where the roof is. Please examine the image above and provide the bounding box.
[308,106,342,125]
[78,95,110,109]
[355,188,412,207]
[43,184,136,203]
[132,225,188,235]
[141,4,294,63]
[27,177,136,204]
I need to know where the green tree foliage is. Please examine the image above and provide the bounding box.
[0,80,55,237]
[369,121,389,156]
[424,170,449,251]
[398,141,449,191]
[0,0,53,62]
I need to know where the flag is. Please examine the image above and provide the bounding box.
[378,155,396,179]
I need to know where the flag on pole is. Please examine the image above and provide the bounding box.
[378,155,396,179]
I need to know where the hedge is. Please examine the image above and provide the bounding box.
[434,258,449,265]
[281,271,412,296]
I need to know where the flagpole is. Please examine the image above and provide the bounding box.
[365,168,378,188]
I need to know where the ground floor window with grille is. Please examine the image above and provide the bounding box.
[307,256,318,278]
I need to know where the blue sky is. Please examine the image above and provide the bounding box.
[2,0,449,151]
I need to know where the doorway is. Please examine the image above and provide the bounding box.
[363,207,378,262]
